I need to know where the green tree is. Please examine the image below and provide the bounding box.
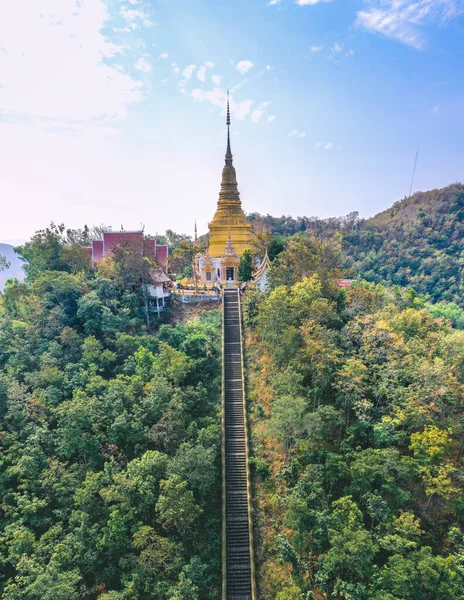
[238,249,253,282]
[269,396,307,461]
[156,475,202,535]
[0,253,11,271]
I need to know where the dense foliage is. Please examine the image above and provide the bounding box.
[344,184,464,306]
[248,183,464,308]
[244,237,464,600]
[0,228,222,600]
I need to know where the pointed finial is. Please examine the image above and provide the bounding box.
[194,220,198,245]
[225,90,232,163]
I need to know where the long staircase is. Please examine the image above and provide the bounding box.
[222,290,256,600]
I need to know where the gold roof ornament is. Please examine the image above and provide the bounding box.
[221,230,240,267]
[208,90,252,258]
[203,249,214,272]
[253,247,271,283]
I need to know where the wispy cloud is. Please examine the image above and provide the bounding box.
[268,0,282,4]
[160,52,169,59]
[120,5,148,28]
[356,0,464,49]
[315,141,334,149]
[311,45,324,53]
[297,0,333,5]
[121,7,145,20]
[0,0,143,122]
[197,66,207,82]
[236,60,254,74]
[135,58,152,72]
[190,88,255,121]
[251,101,270,122]
[182,64,197,79]
[205,61,215,68]
[212,75,222,85]
[268,115,276,122]
[288,129,306,138]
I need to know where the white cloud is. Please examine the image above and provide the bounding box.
[205,61,215,68]
[268,0,282,4]
[135,58,152,72]
[234,99,254,120]
[160,52,169,59]
[315,142,322,148]
[191,88,254,120]
[333,42,342,52]
[288,129,306,138]
[251,101,270,122]
[268,115,276,122]
[236,60,254,74]
[324,142,333,150]
[197,66,207,82]
[346,49,355,56]
[182,64,197,79]
[212,75,222,85]
[0,0,143,122]
[266,65,272,70]
[311,45,324,53]
[172,67,181,74]
[356,0,464,49]
[297,0,333,5]
[121,6,146,21]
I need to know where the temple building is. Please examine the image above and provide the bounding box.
[88,231,168,268]
[196,93,252,287]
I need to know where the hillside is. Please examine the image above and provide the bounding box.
[0,229,222,600]
[243,236,464,600]
[247,183,464,306]
[0,243,24,290]
[344,184,464,305]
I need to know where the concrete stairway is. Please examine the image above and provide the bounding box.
[222,290,255,600]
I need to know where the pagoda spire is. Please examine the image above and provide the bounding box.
[226,90,232,165]
[218,91,240,205]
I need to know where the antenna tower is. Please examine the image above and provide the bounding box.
[408,148,419,198]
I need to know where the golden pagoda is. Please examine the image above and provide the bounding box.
[208,92,252,258]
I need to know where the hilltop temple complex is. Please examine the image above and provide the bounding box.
[196,94,252,287]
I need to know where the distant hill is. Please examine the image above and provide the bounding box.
[344,183,464,305]
[0,244,25,291]
[247,183,464,306]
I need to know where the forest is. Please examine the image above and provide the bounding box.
[0,226,222,600]
[248,183,464,308]
[243,233,464,600]
[1,181,463,600]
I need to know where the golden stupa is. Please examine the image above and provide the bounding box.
[208,94,252,258]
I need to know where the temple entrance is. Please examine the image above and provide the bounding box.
[226,267,235,282]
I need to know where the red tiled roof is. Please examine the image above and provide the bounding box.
[103,231,144,257]
[143,239,156,259]
[156,245,168,267]
[338,279,356,288]
[92,240,104,262]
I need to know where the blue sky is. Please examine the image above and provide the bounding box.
[1,0,463,243]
